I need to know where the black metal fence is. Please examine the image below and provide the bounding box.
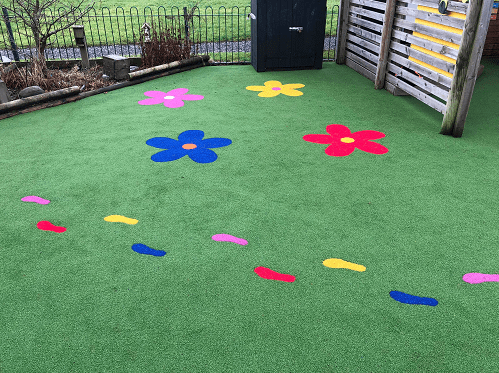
[0,5,339,64]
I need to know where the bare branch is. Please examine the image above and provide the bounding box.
[43,2,92,31]
[45,10,89,38]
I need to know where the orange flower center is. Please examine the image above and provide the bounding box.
[340,137,355,143]
[182,143,197,149]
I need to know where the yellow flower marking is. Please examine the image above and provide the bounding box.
[246,80,305,97]
[340,137,355,143]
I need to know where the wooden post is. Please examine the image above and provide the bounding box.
[72,25,90,69]
[452,0,494,137]
[335,0,351,64]
[374,0,397,89]
[440,0,491,136]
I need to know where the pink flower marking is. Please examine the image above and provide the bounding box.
[303,124,388,157]
[138,88,204,108]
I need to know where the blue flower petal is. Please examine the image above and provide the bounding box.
[200,137,232,149]
[146,137,180,149]
[151,148,188,162]
[187,148,218,163]
[178,130,205,144]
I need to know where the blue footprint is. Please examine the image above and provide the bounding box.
[390,291,438,306]
[132,243,166,257]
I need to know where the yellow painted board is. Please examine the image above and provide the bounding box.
[417,5,467,20]
[408,56,454,78]
[406,5,463,78]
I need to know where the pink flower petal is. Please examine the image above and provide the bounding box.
[352,130,386,141]
[143,90,168,98]
[138,97,166,105]
[180,94,204,101]
[167,88,190,96]
[303,134,334,144]
[326,124,352,138]
[354,141,389,155]
[163,98,186,108]
[325,143,355,157]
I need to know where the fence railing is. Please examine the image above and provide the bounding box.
[0,5,339,64]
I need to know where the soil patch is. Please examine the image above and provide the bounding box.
[1,62,137,100]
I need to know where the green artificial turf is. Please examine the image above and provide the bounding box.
[1,59,499,372]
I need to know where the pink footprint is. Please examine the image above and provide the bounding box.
[22,195,50,204]
[37,221,66,233]
[254,266,295,283]
[212,234,248,246]
[463,272,499,284]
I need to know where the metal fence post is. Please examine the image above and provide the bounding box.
[1,7,20,62]
[183,7,190,43]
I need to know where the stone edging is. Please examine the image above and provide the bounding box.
[0,55,212,120]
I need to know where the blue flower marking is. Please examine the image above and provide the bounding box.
[146,130,232,164]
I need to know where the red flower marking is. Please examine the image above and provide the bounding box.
[303,124,388,157]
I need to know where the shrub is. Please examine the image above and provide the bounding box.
[139,25,192,69]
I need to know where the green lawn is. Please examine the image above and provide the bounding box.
[0,0,339,61]
[1,57,499,372]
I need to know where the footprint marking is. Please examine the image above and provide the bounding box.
[212,234,247,245]
[22,196,50,204]
[37,221,66,233]
[131,243,166,257]
[462,272,499,284]
[104,215,138,225]
[254,266,295,283]
[323,258,366,272]
[389,291,438,306]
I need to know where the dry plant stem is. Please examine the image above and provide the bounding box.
[0,58,110,99]
[0,58,211,120]
[139,25,193,69]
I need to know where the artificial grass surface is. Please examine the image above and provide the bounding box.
[1,59,499,372]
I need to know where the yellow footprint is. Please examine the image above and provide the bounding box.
[323,258,366,272]
[104,215,138,225]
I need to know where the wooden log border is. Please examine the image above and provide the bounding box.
[0,55,212,120]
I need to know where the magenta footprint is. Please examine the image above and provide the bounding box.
[463,273,499,284]
[21,195,50,204]
[211,233,248,246]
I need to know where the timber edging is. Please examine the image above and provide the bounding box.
[0,55,212,121]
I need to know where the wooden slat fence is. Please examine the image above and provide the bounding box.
[336,0,496,136]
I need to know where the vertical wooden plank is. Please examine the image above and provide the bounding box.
[375,0,397,89]
[440,0,484,135]
[452,0,495,137]
[335,0,351,64]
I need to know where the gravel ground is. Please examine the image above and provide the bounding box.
[0,37,336,62]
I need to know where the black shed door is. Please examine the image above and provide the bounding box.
[251,0,326,71]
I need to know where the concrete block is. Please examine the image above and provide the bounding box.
[0,79,10,103]
[103,54,130,80]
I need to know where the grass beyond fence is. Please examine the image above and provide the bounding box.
[0,3,339,63]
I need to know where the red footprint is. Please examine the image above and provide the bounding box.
[254,266,295,283]
[37,220,66,233]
